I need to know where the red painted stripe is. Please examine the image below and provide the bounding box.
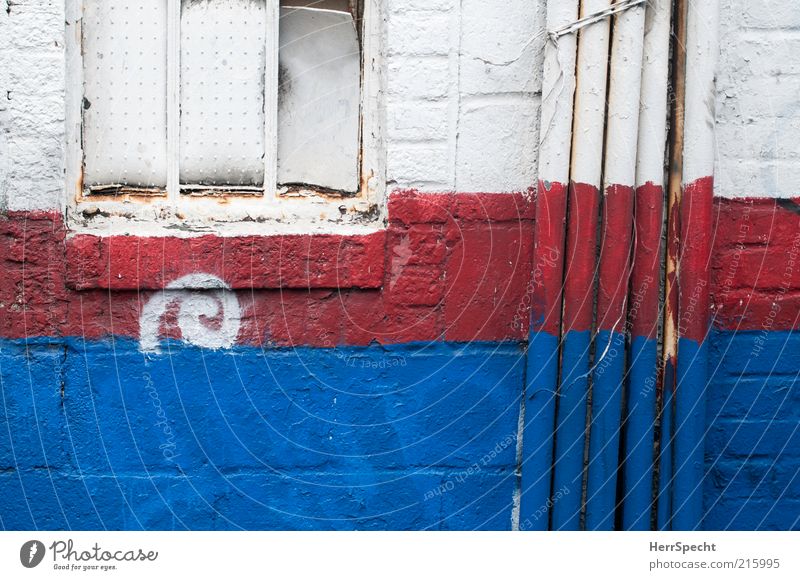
[630,182,664,340]
[66,232,387,291]
[562,182,601,333]
[678,176,713,343]
[530,180,568,335]
[4,190,799,347]
[0,192,535,346]
[711,196,800,331]
[596,184,635,332]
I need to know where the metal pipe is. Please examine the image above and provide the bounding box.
[552,0,613,531]
[521,0,580,531]
[659,0,689,531]
[585,0,647,531]
[622,0,672,531]
[672,0,719,531]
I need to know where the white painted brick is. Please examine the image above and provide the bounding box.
[455,96,540,192]
[459,0,545,95]
[716,158,800,199]
[387,144,452,187]
[731,0,800,29]
[1,3,66,212]
[715,0,800,197]
[386,56,452,100]
[388,102,449,142]
[387,10,452,56]
[387,0,456,14]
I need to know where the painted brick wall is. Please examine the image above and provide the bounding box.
[715,0,800,198]
[386,0,544,192]
[705,0,800,529]
[0,0,66,212]
[1,0,799,531]
[706,199,800,529]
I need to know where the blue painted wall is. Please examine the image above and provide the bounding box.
[704,329,800,530]
[0,339,522,530]
[2,330,798,530]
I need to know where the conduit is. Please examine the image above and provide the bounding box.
[520,0,712,531]
[552,0,613,531]
[672,0,718,531]
[521,0,580,531]
[658,0,688,531]
[622,0,672,531]
[585,0,647,531]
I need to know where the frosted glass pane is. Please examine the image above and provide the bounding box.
[180,0,267,187]
[82,0,168,190]
[277,7,361,192]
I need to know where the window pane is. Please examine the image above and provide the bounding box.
[277,6,361,193]
[180,0,267,188]
[280,0,353,13]
[82,0,168,190]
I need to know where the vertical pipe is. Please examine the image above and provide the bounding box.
[521,0,580,531]
[586,0,646,531]
[659,0,688,532]
[551,0,612,531]
[672,0,719,531]
[622,0,671,531]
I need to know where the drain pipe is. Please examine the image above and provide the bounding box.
[521,0,580,531]
[552,0,613,531]
[622,0,672,531]
[658,0,688,531]
[672,0,719,531]
[585,0,647,530]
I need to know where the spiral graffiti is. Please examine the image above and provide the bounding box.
[139,273,242,353]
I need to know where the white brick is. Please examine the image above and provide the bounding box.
[386,56,452,100]
[459,0,545,95]
[731,0,800,29]
[716,0,800,197]
[388,0,456,14]
[455,96,539,192]
[388,102,449,142]
[387,144,452,187]
[1,3,65,211]
[387,10,452,56]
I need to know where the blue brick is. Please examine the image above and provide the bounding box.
[62,340,522,475]
[2,338,523,530]
[704,497,800,530]
[0,342,68,470]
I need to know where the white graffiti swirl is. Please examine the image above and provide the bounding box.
[139,273,241,353]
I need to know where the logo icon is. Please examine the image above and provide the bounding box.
[20,540,46,568]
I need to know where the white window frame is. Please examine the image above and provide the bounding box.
[64,0,385,236]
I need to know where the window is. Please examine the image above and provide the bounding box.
[66,0,383,230]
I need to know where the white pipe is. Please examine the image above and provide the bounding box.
[672,0,720,532]
[603,3,647,189]
[683,0,720,184]
[635,0,673,189]
[521,0,580,532]
[585,0,647,531]
[538,2,580,186]
[570,0,613,187]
